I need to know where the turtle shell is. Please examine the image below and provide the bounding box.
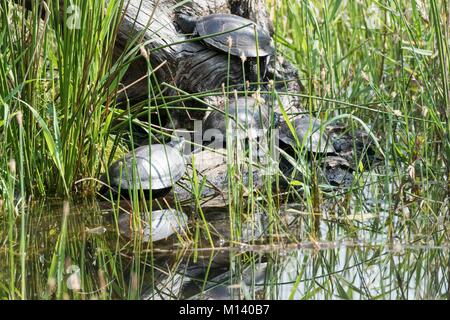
[196,14,274,58]
[203,97,271,143]
[173,148,265,206]
[107,143,186,191]
[279,115,336,154]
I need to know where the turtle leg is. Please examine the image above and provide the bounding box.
[262,56,271,79]
[247,60,260,85]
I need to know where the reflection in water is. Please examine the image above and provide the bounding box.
[118,209,189,243]
[0,197,448,300]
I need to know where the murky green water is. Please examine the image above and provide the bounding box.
[0,194,448,300]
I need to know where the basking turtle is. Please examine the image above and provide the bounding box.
[279,154,355,189]
[102,139,186,198]
[328,125,382,167]
[177,13,275,81]
[171,148,265,207]
[279,115,335,155]
[278,116,355,188]
[118,209,189,242]
[321,156,355,188]
[202,97,277,148]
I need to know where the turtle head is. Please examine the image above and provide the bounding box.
[168,137,186,154]
[176,14,197,34]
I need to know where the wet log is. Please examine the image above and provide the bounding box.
[12,0,303,117]
[114,0,243,100]
[114,0,183,100]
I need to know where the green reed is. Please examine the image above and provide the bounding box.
[0,0,130,196]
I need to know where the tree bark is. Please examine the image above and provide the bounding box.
[12,0,303,116]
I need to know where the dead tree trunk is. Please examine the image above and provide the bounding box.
[111,0,302,116]
[13,0,303,119]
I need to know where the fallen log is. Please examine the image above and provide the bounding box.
[11,0,303,122]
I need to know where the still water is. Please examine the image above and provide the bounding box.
[0,194,448,300]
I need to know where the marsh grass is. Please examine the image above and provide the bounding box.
[0,0,449,300]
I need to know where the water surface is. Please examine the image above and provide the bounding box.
[1,192,448,300]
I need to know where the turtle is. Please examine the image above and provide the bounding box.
[177,13,275,82]
[171,148,266,206]
[321,156,355,188]
[202,97,278,149]
[278,116,352,189]
[118,209,189,242]
[327,124,382,167]
[279,115,336,155]
[102,139,186,198]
